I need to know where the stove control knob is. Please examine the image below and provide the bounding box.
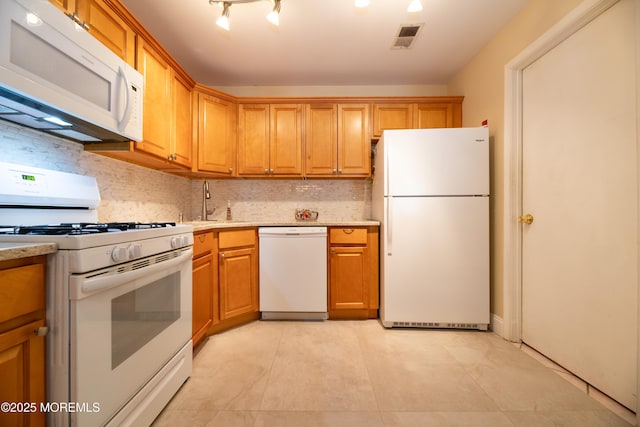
[128,244,142,259]
[171,235,187,248]
[111,246,128,263]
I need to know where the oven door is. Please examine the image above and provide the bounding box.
[69,247,192,426]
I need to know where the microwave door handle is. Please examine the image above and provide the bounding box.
[70,249,193,299]
[117,66,132,131]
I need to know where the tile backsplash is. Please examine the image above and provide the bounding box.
[1,121,191,223]
[190,179,372,222]
[1,121,372,223]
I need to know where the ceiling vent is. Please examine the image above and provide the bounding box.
[391,24,423,49]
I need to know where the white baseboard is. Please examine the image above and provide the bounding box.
[490,313,505,338]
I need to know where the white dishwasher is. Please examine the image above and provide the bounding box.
[259,227,328,320]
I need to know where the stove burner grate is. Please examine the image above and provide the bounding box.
[1,222,178,235]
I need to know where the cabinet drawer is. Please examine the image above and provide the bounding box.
[193,231,215,258]
[329,227,367,245]
[219,229,256,249]
[0,263,45,324]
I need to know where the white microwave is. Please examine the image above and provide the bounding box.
[0,0,143,143]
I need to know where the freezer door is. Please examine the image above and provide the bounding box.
[384,127,489,197]
[380,196,489,326]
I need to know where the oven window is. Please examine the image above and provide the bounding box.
[111,272,180,369]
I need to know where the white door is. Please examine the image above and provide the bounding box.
[521,0,637,410]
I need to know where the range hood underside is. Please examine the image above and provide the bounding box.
[0,86,131,143]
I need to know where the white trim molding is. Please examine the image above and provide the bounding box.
[490,313,504,338]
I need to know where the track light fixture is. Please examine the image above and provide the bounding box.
[209,0,282,31]
[215,2,231,31]
[407,0,423,13]
[266,0,281,26]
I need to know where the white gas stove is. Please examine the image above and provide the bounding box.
[0,162,193,426]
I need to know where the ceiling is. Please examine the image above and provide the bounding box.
[119,0,528,88]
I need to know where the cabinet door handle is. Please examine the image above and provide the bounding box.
[220,253,225,259]
[198,234,206,242]
[229,167,234,173]
[35,326,49,337]
[66,13,89,30]
[331,248,336,254]
[342,228,354,234]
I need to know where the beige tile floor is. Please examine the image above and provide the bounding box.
[153,320,635,426]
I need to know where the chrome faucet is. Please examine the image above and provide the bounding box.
[202,180,215,220]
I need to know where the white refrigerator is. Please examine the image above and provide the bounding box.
[372,127,490,330]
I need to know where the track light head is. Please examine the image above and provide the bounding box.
[407,0,423,13]
[266,0,281,26]
[215,2,231,31]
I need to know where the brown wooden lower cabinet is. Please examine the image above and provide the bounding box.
[330,245,369,310]
[193,226,379,339]
[328,227,379,319]
[192,228,259,340]
[219,246,258,320]
[0,256,46,427]
[192,231,215,347]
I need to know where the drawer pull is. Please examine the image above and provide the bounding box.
[198,234,207,242]
[342,229,354,234]
[35,326,49,337]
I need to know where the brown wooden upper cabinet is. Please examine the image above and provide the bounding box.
[414,103,461,129]
[50,0,136,66]
[194,90,237,176]
[49,0,76,13]
[372,100,462,137]
[238,104,303,177]
[135,38,192,169]
[337,104,371,176]
[305,104,371,178]
[371,104,413,137]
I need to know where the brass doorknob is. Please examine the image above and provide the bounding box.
[519,214,534,224]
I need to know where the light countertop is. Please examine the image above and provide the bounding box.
[0,221,380,259]
[0,242,57,262]
[187,220,380,233]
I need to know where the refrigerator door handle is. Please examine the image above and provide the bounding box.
[387,196,393,255]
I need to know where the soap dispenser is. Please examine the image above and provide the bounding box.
[226,200,232,221]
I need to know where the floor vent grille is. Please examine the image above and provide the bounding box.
[391,321,487,331]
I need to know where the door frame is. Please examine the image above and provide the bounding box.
[502,0,638,417]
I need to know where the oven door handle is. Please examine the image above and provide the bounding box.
[70,249,193,299]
